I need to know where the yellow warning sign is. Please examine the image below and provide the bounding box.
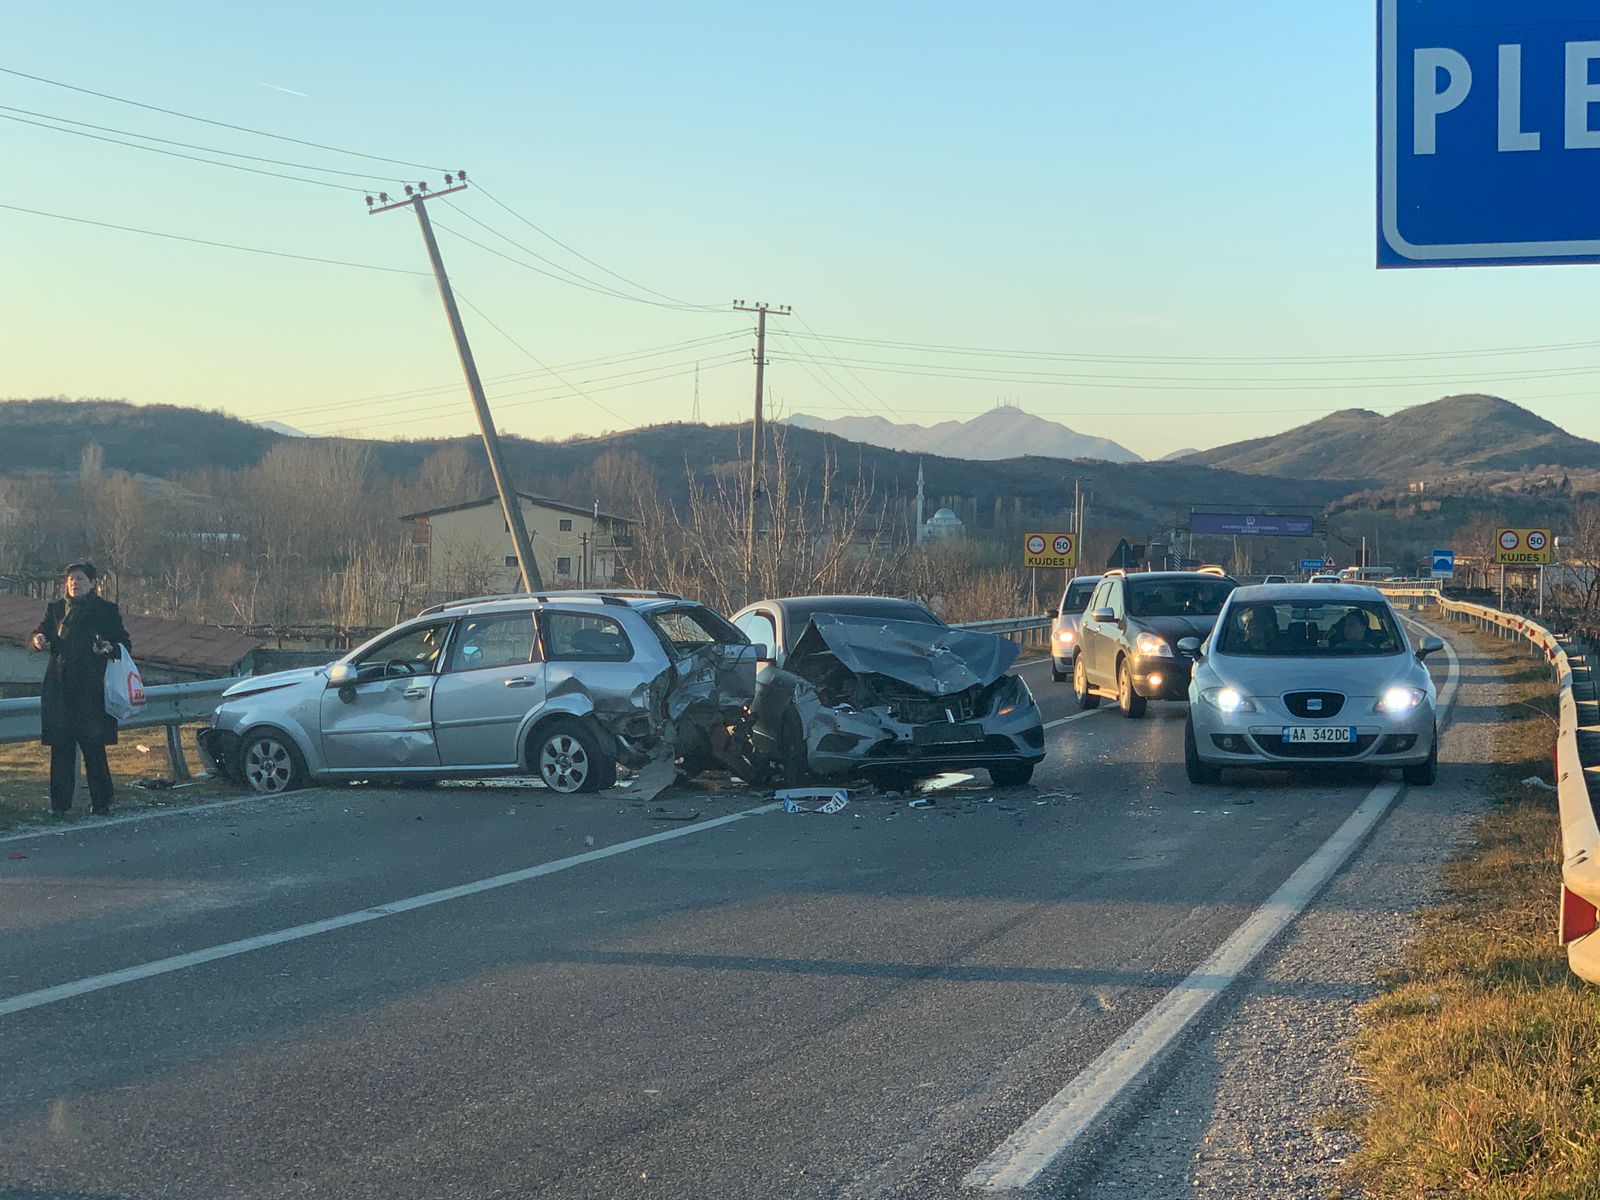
[1023,532,1077,569]
[1494,527,1553,565]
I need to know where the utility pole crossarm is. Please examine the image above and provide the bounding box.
[369,172,543,592]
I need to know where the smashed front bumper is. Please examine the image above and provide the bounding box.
[195,726,240,782]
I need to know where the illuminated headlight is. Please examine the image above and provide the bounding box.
[1054,628,1075,647]
[1200,686,1256,714]
[1376,686,1426,713]
[1134,632,1174,658]
[996,674,1036,717]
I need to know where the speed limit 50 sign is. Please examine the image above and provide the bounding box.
[1023,531,1077,569]
[1494,527,1553,565]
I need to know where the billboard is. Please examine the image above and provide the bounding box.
[1189,513,1316,537]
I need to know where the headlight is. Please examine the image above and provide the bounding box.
[1376,686,1426,713]
[1054,627,1075,647]
[996,674,1036,717]
[1200,686,1256,714]
[1134,632,1174,658]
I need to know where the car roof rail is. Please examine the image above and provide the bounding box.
[416,588,687,617]
[1103,567,1127,578]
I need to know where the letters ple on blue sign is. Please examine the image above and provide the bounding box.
[1379,1,1600,267]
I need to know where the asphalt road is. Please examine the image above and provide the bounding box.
[0,648,1455,1199]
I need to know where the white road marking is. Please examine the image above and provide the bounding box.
[963,623,1462,1191]
[0,789,336,846]
[0,802,780,1020]
[1043,707,1109,731]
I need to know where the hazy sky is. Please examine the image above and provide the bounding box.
[5,2,1599,461]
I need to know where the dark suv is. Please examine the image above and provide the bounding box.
[1072,569,1237,717]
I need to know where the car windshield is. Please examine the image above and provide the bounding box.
[1217,600,1405,657]
[1125,578,1234,618]
[1062,581,1097,613]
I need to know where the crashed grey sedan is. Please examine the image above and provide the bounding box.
[730,596,1046,787]
[198,592,759,795]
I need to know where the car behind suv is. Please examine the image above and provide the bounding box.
[198,591,758,795]
[1050,574,1102,682]
[1072,569,1237,717]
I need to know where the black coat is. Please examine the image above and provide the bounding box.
[34,595,132,748]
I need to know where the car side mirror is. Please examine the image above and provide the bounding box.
[1091,607,1116,623]
[328,662,357,687]
[750,643,772,663]
[1176,636,1202,658]
[1416,635,1444,660]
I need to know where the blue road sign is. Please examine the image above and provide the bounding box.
[1190,513,1316,537]
[1432,548,1456,578]
[1299,559,1326,572]
[1379,1,1600,267]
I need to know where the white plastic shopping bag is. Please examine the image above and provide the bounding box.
[103,645,146,723]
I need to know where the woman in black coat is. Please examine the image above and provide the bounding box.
[29,562,132,815]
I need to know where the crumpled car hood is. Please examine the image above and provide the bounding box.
[788,614,1018,695]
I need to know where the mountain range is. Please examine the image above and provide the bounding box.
[1183,394,1600,481]
[783,406,1141,463]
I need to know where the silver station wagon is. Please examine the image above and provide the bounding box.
[198,591,760,795]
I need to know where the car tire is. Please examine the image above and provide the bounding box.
[239,728,307,795]
[989,763,1035,787]
[531,718,614,794]
[1073,654,1100,710]
[1117,657,1148,719]
[1185,718,1222,785]
[1402,727,1439,786]
[776,709,812,787]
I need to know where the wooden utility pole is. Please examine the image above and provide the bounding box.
[370,174,543,591]
[733,300,791,603]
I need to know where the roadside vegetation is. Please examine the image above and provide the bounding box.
[0,722,227,833]
[1347,625,1600,1198]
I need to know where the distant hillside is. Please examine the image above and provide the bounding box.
[784,406,1141,463]
[1185,394,1600,481]
[0,398,1354,534]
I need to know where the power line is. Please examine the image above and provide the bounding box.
[257,331,748,420]
[432,217,719,312]
[473,180,720,311]
[440,200,708,310]
[0,101,411,182]
[454,291,635,427]
[779,328,1600,366]
[0,200,425,275]
[763,352,1600,390]
[0,64,445,171]
[0,109,372,192]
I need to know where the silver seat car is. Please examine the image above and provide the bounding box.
[1183,584,1443,786]
[197,591,760,795]
[1049,574,1102,683]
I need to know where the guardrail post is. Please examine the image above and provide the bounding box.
[164,722,191,782]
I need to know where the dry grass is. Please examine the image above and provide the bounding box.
[1347,625,1600,1199]
[0,723,232,833]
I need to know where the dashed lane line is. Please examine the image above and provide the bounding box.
[0,802,781,1020]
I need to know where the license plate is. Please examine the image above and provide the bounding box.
[1281,726,1354,743]
[914,722,983,746]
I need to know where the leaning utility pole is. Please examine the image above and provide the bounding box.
[369,174,543,591]
[733,300,791,602]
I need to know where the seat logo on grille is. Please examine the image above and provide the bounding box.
[1306,698,1323,712]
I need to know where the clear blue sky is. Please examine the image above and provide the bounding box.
[4,2,1598,460]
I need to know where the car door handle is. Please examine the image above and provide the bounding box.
[403,687,430,699]
[503,677,538,688]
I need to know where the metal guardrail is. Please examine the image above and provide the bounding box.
[0,679,230,780]
[1383,583,1600,985]
[953,615,1052,651]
